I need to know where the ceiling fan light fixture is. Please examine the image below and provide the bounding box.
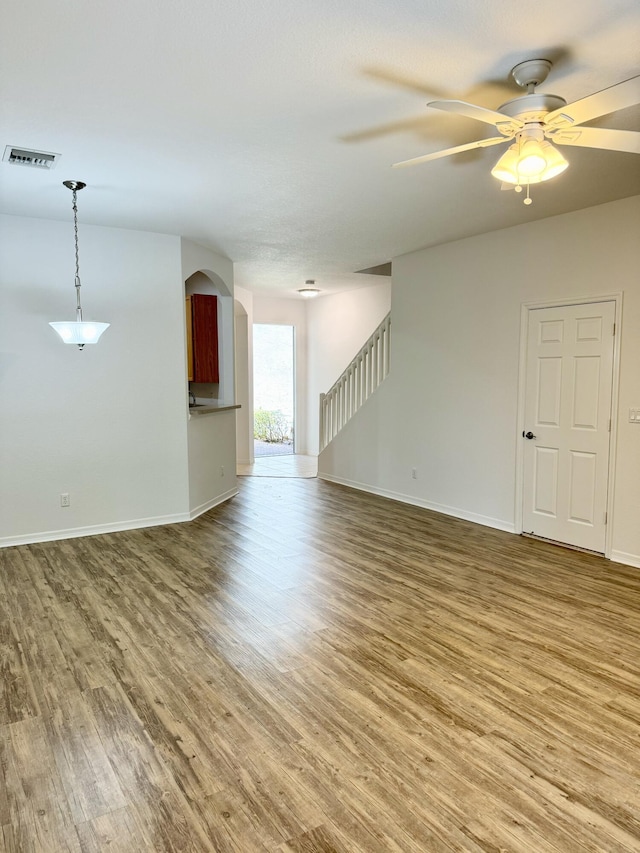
[393,61,640,208]
[515,142,569,185]
[491,144,520,184]
[517,138,547,177]
[537,142,569,182]
[491,138,569,189]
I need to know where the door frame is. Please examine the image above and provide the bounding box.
[514,292,623,558]
[252,322,297,454]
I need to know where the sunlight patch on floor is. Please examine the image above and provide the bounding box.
[237,454,317,478]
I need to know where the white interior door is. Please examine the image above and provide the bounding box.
[522,301,615,552]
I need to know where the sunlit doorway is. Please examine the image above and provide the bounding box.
[253,324,295,458]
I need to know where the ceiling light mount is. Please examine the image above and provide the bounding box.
[510,58,552,92]
[49,181,109,349]
[298,280,320,298]
[62,179,86,193]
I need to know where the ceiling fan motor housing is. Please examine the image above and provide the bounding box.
[498,93,568,123]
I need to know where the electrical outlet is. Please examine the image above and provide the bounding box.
[411,468,417,480]
[630,408,640,423]
[220,466,225,477]
[60,493,70,508]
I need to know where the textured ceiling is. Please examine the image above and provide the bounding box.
[1,0,639,297]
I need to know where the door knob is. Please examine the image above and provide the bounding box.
[523,431,537,440]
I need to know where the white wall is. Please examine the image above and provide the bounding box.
[319,197,640,567]
[307,283,391,454]
[0,214,190,544]
[233,286,255,464]
[234,298,252,465]
[187,410,237,515]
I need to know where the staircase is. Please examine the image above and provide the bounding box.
[319,313,391,451]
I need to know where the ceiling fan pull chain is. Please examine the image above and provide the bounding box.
[524,182,533,205]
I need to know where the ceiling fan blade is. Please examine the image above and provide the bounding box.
[428,100,522,134]
[362,66,446,98]
[545,76,640,129]
[550,126,640,154]
[392,136,506,169]
[341,114,436,144]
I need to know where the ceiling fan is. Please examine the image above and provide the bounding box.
[392,59,640,204]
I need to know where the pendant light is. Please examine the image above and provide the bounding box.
[49,180,109,350]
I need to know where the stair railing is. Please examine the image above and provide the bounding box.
[319,312,391,451]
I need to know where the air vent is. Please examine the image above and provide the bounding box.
[3,146,61,169]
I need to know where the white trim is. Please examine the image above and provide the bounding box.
[188,487,238,520]
[0,488,239,548]
[610,550,640,570]
[0,512,192,549]
[319,472,515,533]
[515,292,623,560]
[606,296,623,561]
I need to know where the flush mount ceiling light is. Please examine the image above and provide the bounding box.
[298,280,320,298]
[392,58,640,205]
[49,181,109,350]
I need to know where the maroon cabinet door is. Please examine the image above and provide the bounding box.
[191,294,219,383]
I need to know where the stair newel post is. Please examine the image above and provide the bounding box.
[384,316,391,378]
[319,393,326,451]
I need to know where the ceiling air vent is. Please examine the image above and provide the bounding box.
[3,146,61,169]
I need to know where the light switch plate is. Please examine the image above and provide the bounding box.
[630,408,640,423]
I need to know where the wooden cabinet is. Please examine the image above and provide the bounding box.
[186,294,219,383]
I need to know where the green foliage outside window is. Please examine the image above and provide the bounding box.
[254,409,291,443]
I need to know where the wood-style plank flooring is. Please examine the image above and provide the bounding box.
[1,477,639,852]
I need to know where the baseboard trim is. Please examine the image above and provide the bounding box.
[318,473,515,534]
[610,550,640,569]
[0,487,240,549]
[0,512,192,549]
[188,487,238,520]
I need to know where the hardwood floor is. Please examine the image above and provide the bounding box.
[1,477,639,852]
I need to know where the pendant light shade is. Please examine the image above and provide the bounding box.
[535,142,569,182]
[490,144,520,183]
[49,321,110,345]
[517,138,548,177]
[50,180,109,350]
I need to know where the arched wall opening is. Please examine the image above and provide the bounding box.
[185,269,234,404]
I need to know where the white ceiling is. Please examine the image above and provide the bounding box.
[1,0,639,297]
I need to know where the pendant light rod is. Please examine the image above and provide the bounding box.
[63,180,87,323]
